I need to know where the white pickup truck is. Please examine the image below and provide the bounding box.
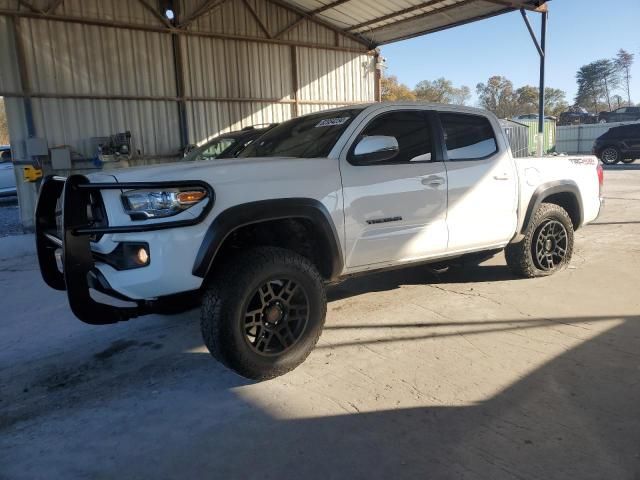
[35,103,603,379]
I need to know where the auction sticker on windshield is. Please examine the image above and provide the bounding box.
[315,117,350,128]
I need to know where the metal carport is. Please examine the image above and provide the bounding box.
[0,0,549,227]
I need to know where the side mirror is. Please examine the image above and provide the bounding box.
[352,136,399,164]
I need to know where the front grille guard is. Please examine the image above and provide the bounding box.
[35,175,214,325]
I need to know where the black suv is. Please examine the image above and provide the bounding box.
[593,123,640,165]
[558,106,597,126]
[598,106,640,124]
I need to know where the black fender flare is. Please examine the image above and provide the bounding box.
[192,198,344,281]
[520,180,583,234]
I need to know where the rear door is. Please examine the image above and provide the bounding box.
[340,108,448,268]
[438,111,518,251]
[623,124,640,155]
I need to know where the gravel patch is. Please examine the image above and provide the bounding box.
[0,196,24,237]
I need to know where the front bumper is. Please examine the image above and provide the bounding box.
[35,175,213,325]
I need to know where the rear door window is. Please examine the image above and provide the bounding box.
[439,113,498,160]
[619,125,640,137]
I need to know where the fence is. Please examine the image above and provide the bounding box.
[500,120,529,158]
[516,119,556,154]
[556,121,640,154]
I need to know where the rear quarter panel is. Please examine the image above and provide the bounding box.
[515,155,601,233]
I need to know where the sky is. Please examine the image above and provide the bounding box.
[380,0,640,106]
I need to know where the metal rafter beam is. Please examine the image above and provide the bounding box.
[241,0,272,38]
[347,0,452,32]
[0,8,372,54]
[138,0,174,29]
[45,0,64,14]
[485,0,548,13]
[0,90,370,106]
[347,0,546,34]
[274,0,352,39]
[520,8,543,57]
[178,0,229,28]
[311,0,354,14]
[265,0,373,47]
[18,0,44,14]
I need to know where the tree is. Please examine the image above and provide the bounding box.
[575,62,607,112]
[615,49,634,105]
[594,59,620,110]
[543,87,568,117]
[513,85,567,117]
[0,98,9,145]
[611,94,625,109]
[452,85,471,106]
[476,76,518,118]
[576,59,619,111]
[414,77,470,105]
[515,85,539,113]
[380,75,416,101]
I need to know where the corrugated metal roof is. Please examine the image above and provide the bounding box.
[280,0,548,45]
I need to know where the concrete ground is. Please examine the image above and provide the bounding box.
[1,165,639,479]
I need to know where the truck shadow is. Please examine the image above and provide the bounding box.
[153,315,640,479]
[3,314,639,479]
[328,263,519,302]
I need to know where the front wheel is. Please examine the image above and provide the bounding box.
[505,203,574,278]
[200,247,327,380]
[621,158,636,164]
[600,146,621,165]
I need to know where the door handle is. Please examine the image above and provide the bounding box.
[422,175,445,187]
[493,174,510,181]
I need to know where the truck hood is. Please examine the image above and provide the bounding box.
[86,157,295,184]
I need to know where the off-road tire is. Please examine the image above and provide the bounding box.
[200,247,327,380]
[505,203,574,278]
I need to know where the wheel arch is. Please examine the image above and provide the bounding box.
[192,198,344,281]
[521,181,583,234]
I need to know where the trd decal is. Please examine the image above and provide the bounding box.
[366,216,402,225]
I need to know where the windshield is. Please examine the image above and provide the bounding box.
[184,137,237,161]
[239,108,363,159]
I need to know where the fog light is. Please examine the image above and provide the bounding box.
[136,247,149,265]
[93,242,150,270]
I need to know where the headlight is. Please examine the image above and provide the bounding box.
[121,187,208,219]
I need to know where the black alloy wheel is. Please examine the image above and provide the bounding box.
[243,278,309,356]
[200,247,327,380]
[600,147,620,165]
[533,220,568,271]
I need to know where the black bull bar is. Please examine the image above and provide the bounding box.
[35,175,213,325]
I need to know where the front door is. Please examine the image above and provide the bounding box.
[438,111,518,251]
[340,109,448,269]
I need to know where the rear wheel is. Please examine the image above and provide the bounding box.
[200,247,326,380]
[505,203,574,278]
[600,146,621,165]
[621,158,636,164]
